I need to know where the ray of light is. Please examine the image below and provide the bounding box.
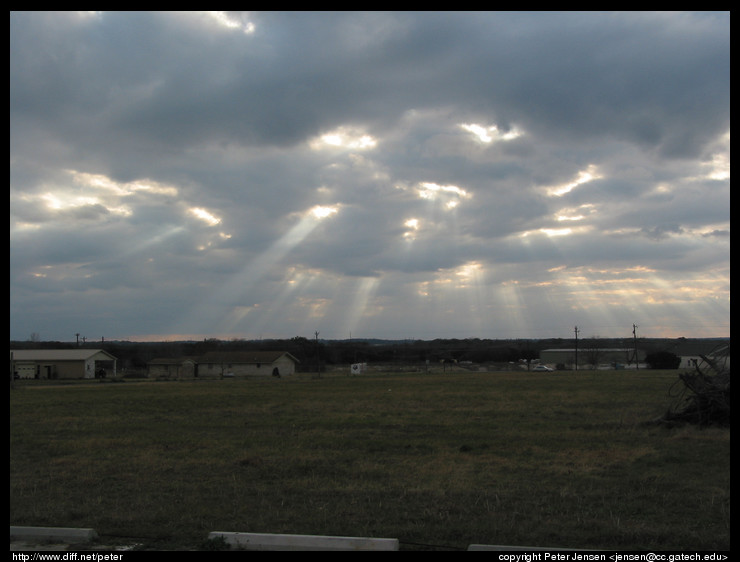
[173,205,338,333]
[339,276,380,337]
[220,267,314,337]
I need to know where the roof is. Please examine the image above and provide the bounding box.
[198,351,299,364]
[148,357,198,365]
[10,349,116,361]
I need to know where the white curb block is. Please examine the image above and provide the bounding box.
[10,526,98,544]
[468,544,596,551]
[209,531,399,551]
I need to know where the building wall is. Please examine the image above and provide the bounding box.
[14,362,40,379]
[149,361,196,379]
[65,359,92,379]
[148,364,169,378]
[540,349,643,368]
[200,356,296,377]
[271,356,296,376]
[10,350,117,380]
[540,350,575,367]
[679,354,731,371]
[678,356,703,370]
[13,360,86,379]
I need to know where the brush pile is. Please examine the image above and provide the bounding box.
[654,343,730,427]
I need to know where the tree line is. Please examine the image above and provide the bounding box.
[10,335,707,373]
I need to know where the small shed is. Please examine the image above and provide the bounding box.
[198,351,299,378]
[10,349,117,380]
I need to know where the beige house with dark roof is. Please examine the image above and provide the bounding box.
[198,351,299,378]
[147,351,300,379]
[10,349,117,379]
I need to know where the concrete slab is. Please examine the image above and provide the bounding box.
[468,544,596,551]
[10,542,71,551]
[469,544,550,551]
[10,526,98,544]
[209,531,399,551]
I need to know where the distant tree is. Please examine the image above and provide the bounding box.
[645,351,681,370]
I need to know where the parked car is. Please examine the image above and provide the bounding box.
[532,365,554,372]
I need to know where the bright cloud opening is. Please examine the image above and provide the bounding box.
[310,126,377,151]
[189,207,222,226]
[547,165,602,197]
[519,225,593,238]
[417,182,470,207]
[37,190,131,218]
[540,228,573,237]
[403,218,420,239]
[556,203,598,222]
[455,261,483,288]
[310,205,339,220]
[68,170,179,197]
[203,11,255,34]
[460,122,523,143]
[704,132,730,181]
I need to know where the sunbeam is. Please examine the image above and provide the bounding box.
[340,276,380,337]
[173,205,338,334]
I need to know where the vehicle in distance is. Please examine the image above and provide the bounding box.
[532,365,554,372]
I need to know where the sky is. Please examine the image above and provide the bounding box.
[10,11,730,343]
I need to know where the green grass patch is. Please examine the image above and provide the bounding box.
[10,370,730,550]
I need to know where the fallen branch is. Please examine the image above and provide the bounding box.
[651,343,730,427]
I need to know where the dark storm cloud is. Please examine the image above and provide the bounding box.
[11,12,729,159]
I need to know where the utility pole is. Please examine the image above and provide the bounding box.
[314,330,321,378]
[574,326,580,371]
[632,324,639,370]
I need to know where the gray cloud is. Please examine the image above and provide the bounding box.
[10,11,729,341]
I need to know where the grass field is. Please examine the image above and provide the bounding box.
[9,369,730,551]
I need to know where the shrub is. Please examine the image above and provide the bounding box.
[645,351,680,369]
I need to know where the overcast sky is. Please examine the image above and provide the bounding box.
[10,11,730,342]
